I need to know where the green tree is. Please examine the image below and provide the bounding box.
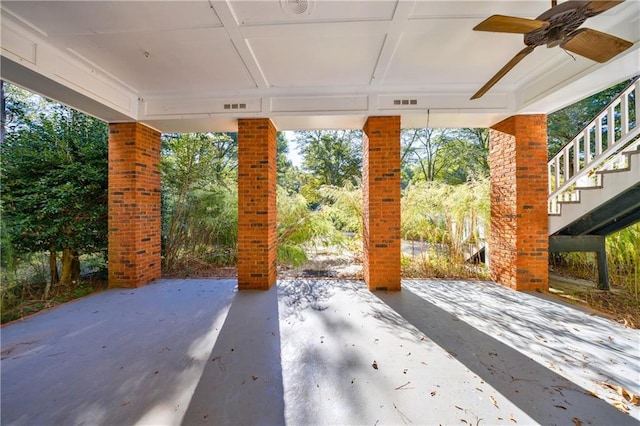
[161,132,238,271]
[401,128,456,183]
[296,130,362,184]
[276,131,292,178]
[1,89,108,295]
[294,130,362,206]
[276,131,304,195]
[401,127,489,185]
[452,128,489,178]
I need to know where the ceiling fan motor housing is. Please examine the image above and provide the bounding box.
[525,1,591,47]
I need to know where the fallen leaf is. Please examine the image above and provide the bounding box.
[602,382,640,405]
[572,417,582,426]
[613,401,630,414]
[490,395,499,409]
[121,401,130,406]
[372,360,378,370]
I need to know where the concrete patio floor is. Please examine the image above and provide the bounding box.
[1,279,638,425]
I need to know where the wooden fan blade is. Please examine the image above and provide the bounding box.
[561,28,633,63]
[471,46,536,100]
[586,0,625,15]
[473,15,549,34]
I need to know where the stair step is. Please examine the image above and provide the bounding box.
[598,165,631,175]
[549,150,640,235]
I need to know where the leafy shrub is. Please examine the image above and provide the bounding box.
[277,188,342,267]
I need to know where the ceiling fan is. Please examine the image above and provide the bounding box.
[470,0,633,100]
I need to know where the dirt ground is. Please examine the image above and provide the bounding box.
[547,274,640,329]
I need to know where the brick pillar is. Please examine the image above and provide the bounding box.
[489,115,548,291]
[108,122,161,288]
[237,118,277,290]
[362,116,401,291]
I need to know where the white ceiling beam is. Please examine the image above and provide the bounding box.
[209,0,268,89]
[370,0,415,86]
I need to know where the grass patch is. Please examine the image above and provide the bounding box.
[401,250,489,280]
[1,276,107,324]
[1,252,108,324]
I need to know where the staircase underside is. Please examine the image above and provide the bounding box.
[548,151,639,290]
[554,182,640,236]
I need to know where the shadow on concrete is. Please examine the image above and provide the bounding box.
[376,287,636,426]
[402,279,640,398]
[277,279,376,424]
[0,279,237,426]
[181,285,285,425]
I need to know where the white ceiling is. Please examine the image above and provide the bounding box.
[1,0,639,132]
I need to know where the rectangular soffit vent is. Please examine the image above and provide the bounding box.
[144,98,261,116]
[393,99,418,106]
[223,103,247,110]
[378,95,422,110]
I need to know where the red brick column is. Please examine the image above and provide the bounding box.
[108,122,161,288]
[362,116,401,291]
[489,115,548,291]
[237,119,277,290]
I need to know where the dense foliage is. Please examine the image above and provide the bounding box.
[1,85,108,295]
[161,132,238,273]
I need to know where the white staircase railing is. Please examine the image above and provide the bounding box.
[548,76,640,215]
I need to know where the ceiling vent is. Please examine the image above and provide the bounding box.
[223,103,247,110]
[393,99,418,106]
[281,0,313,16]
